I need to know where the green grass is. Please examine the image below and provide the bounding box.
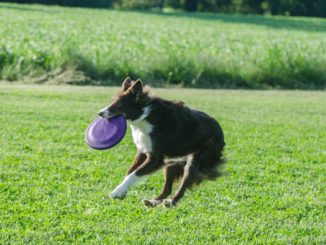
[0,83,325,243]
[0,3,326,89]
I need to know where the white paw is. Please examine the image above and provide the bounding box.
[163,199,175,208]
[108,186,128,199]
[142,199,162,207]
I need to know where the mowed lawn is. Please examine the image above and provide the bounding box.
[0,84,325,243]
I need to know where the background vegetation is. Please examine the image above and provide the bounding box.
[0,3,325,89]
[1,84,325,243]
[2,0,326,17]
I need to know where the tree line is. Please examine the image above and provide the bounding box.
[2,0,326,17]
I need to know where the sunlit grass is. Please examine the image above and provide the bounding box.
[0,84,325,243]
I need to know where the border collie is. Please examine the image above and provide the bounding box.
[98,78,225,207]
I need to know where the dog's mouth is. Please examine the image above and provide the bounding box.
[98,109,120,119]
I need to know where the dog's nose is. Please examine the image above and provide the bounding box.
[98,111,104,117]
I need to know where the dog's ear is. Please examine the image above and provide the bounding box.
[129,79,143,99]
[122,77,132,91]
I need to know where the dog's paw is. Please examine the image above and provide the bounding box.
[142,199,162,207]
[162,199,176,208]
[108,187,128,199]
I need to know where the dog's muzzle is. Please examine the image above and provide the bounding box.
[98,107,119,119]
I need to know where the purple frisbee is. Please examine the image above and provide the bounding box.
[85,115,127,150]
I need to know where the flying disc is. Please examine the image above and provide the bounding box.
[85,115,127,150]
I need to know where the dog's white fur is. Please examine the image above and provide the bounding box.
[142,199,162,207]
[109,106,152,198]
[98,106,110,118]
[129,106,153,154]
[162,199,174,208]
[109,171,143,198]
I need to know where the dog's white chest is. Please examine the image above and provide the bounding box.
[130,119,153,153]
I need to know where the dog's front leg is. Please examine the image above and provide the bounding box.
[126,152,147,175]
[108,152,147,199]
[135,154,164,176]
[108,170,143,199]
[109,154,163,199]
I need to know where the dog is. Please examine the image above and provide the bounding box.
[98,77,225,207]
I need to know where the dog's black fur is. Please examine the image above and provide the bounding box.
[99,78,225,207]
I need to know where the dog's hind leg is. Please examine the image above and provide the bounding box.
[163,161,199,207]
[156,163,184,200]
[163,140,224,207]
[163,152,214,207]
[143,162,184,207]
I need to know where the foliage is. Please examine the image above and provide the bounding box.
[0,84,325,243]
[0,3,326,88]
[2,0,326,17]
[266,0,326,17]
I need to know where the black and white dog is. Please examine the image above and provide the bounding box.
[98,78,225,207]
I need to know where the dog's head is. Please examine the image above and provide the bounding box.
[98,77,151,120]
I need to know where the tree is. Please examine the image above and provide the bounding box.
[184,0,199,12]
[243,0,264,14]
[159,0,165,10]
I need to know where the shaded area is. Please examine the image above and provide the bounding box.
[143,11,326,33]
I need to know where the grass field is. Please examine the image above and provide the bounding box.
[0,3,326,89]
[0,83,325,243]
